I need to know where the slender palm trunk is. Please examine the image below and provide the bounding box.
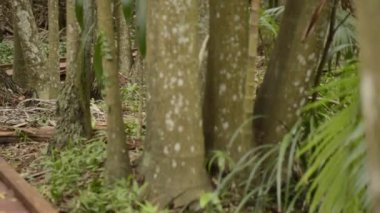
[47,0,60,98]
[96,0,132,181]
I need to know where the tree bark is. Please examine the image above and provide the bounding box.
[114,0,133,78]
[356,1,380,212]
[242,0,261,147]
[253,0,331,145]
[204,0,251,162]
[83,0,95,90]
[198,0,209,106]
[141,0,212,207]
[47,0,60,98]
[12,4,27,88]
[11,0,47,96]
[96,0,131,181]
[53,0,92,149]
[65,0,80,76]
[0,1,5,41]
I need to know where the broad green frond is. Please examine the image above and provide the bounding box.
[297,62,368,213]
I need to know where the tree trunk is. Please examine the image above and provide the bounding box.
[83,0,95,90]
[52,0,92,149]
[96,0,131,181]
[12,6,27,88]
[253,0,331,145]
[141,0,212,207]
[204,0,251,162]
[356,1,380,211]
[114,0,133,78]
[198,0,209,106]
[0,1,5,41]
[242,0,261,147]
[11,0,47,96]
[65,0,79,76]
[47,0,60,98]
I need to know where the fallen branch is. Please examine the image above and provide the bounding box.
[0,126,54,144]
[0,124,107,144]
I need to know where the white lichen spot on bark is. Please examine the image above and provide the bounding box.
[172,159,177,168]
[361,71,377,127]
[305,69,313,82]
[222,122,229,130]
[173,95,184,114]
[174,143,181,152]
[297,54,307,66]
[190,145,195,153]
[219,84,227,95]
[299,87,305,94]
[191,167,196,174]
[178,36,190,44]
[177,79,184,86]
[163,146,170,155]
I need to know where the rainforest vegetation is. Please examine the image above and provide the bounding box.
[1,0,379,212]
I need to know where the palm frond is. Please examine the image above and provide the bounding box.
[297,62,369,213]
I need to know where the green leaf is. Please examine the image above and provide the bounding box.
[199,192,221,210]
[199,193,213,208]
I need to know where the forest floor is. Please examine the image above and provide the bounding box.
[0,83,144,211]
[0,100,56,186]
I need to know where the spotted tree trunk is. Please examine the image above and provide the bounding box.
[356,1,380,211]
[253,0,331,145]
[203,0,251,162]
[141,0,212,207]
